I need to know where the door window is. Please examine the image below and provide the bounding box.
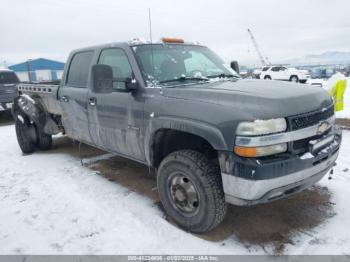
[66,51,94,88]
[98,48,132,90]
[271,67,280,72]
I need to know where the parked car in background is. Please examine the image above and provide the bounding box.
[0,69,19,111]
[260,66,310,83]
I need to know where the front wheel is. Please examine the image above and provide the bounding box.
[157,150,227,233]
[290,75,299,82]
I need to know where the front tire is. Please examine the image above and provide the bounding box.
[264,75,271,80]
[290,75,299,82]
[157,150,227,233]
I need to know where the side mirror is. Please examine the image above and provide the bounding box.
[92,64,114,93]
[230,61,240,74]
[125,78,139,91]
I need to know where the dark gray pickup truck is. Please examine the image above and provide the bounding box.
[12,38,342,233]
[0,69,19,111]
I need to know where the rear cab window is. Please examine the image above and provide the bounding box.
[66,51,94,88]
[0,71,19,84]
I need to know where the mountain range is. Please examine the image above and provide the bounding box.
[282,51,350,65]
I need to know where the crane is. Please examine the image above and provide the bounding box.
[247,28,272,66]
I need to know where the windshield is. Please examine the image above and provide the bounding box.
[132,44,239,86]
[0,71,19,84]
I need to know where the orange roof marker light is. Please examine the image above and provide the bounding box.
[161,37,185,43]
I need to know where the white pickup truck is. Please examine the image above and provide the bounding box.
[260,66,310,83]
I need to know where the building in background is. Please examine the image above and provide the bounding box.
[8,58,65,82]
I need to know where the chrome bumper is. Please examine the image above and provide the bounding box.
[222,122,341,206]
[222,149,338,206]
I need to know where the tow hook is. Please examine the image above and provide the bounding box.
[328,162,337,180]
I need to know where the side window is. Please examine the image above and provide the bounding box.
[271,67,280,72]
[98,48,132,90]
[66,51,94,87]
[0,72,19,84]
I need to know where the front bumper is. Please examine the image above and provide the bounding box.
[219,125,342,206]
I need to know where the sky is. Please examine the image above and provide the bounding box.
[1,0,350,67]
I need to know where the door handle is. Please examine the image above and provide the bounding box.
[61,96,69,102]
[89,97,97,106]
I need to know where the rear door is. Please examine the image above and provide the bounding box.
[278,66,289,80]
[87,46,145,161]
[58,50,94,143]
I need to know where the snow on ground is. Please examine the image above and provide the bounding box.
[0,124,350,255]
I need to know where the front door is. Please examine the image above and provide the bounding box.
[87,47,145,161]
[59,50,94,143]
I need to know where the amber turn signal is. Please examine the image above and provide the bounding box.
[234,146,257,157]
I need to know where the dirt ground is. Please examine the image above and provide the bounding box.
[47,136,335,254]
[0,111,345,253]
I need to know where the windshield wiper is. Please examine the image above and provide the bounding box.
[159,75,209,84]
[207,73,239,79]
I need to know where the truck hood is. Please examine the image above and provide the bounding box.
[160,79,332,119]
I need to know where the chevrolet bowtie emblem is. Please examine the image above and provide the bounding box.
[317,121,330,135]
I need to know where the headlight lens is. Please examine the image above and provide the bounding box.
[236,118,287,136]
[234,143,287,157]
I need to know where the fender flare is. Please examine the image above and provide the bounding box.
[144,116,228,166]
[12,95,60,134]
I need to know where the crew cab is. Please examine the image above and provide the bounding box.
[12,38,342,233]
[260,66,310,83]
[0,69,19,111]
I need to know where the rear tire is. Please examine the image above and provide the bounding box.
[15,117,36,154]
[36,127,52,150]
[157,150,227,233]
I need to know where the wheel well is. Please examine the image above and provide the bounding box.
[290,75,298,80]
[264,75,271,79]
[151,129,218,168]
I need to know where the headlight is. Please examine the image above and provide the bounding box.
[236,118,287,136]
[234,143,287,158]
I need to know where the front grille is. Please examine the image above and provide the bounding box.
[289,105,334,131]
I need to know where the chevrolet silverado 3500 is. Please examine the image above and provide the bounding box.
[12,38,342,233]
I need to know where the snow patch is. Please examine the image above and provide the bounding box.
[20,94,36,104]
[300,152,314,160]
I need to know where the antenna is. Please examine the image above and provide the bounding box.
[148,8,155,77]
[148,8,153,44]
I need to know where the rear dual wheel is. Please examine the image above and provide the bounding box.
[15,116,52,154]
